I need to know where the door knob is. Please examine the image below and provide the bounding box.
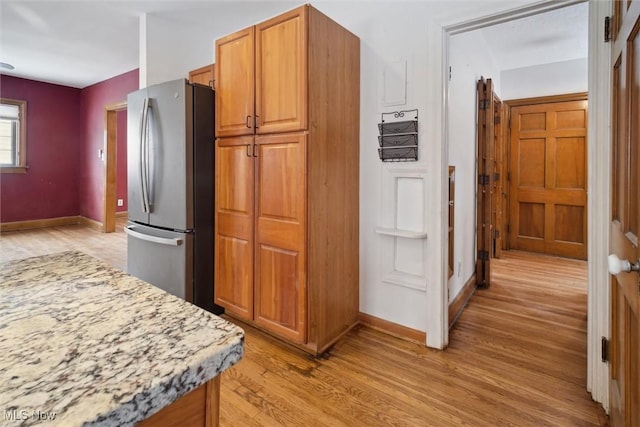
[608,254,640,275]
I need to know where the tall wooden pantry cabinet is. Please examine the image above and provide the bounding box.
[213,4,360,355]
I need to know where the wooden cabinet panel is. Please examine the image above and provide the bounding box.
[216,6,307,137]
[213,5,359,354]
[254,133,306,342]
[188,64,214,88]
[214,137,254,319]
[255,245,305,342]
[216,27,255,137]
[255,6,307,134]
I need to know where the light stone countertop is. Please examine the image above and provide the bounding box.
[0,251,244,427]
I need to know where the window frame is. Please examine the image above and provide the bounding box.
[0,98,27,174]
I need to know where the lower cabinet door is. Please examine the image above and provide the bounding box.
[253,133,307,343]
[214,137,254,320]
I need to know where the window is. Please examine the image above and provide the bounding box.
[0,98,27,173]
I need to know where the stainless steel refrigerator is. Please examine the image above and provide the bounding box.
[125,78,221,314]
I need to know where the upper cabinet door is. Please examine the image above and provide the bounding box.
[216,27,255,137]
[255,6,308,134]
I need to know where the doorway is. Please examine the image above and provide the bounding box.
[447,1,589,292]
[444,0,611,410]
[103,101,127,233]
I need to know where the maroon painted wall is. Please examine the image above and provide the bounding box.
[116,109,127,212]
[79,69,138,221]
[0,76,81,223]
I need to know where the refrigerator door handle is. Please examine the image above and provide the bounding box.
[124,225,183,246]
[139,98,150,213]
[144,101,153,213]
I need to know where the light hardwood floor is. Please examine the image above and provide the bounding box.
[0,224,607,426]
[0,218,127,270]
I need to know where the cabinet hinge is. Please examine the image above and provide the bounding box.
[479,174,490,186]
[478,99,489,110]
[478,250,490,261]
[604,16,611,43]
[601,336,609,363]
[494,115,500,125]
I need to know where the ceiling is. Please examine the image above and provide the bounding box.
[478,1,588,71]
[0,1,588,89]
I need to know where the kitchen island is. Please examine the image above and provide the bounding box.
[0,251,243,427]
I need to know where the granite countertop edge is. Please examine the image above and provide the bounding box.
[90,334,244,427]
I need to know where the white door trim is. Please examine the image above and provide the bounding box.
[439,0,610,408]
[585,0,611,411]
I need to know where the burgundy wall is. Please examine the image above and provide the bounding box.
[116,109,127,212]
[0,70,138,224]
[0,76,81,223]
[79,69,138,221]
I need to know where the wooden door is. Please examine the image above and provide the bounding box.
[509,96,588,260]
[255,5,307,135]
[214,136,254,319]
[254,133,307,343]
[215,27,255,137]
[492,93,504,258]
[476,78,495,287]
[609,1,640,425]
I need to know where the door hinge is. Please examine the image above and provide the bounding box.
[601,336,609,363]
[479,174,490,186]
[604,16,611,43]
[478,250,490,261]
[478,99,490,110]
[449,66,452,81]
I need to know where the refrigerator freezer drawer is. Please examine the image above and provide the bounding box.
[125,223,193,302]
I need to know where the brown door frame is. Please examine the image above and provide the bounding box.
[476,77,499,287]
[502,92,588,254]
[103,101,127,233]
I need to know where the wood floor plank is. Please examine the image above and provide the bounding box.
[0,227,608,426]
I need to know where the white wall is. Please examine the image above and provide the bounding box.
[141,3,298,87]
[144,14,214,87]
[447,30,502,302]
[500,58,588,100]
